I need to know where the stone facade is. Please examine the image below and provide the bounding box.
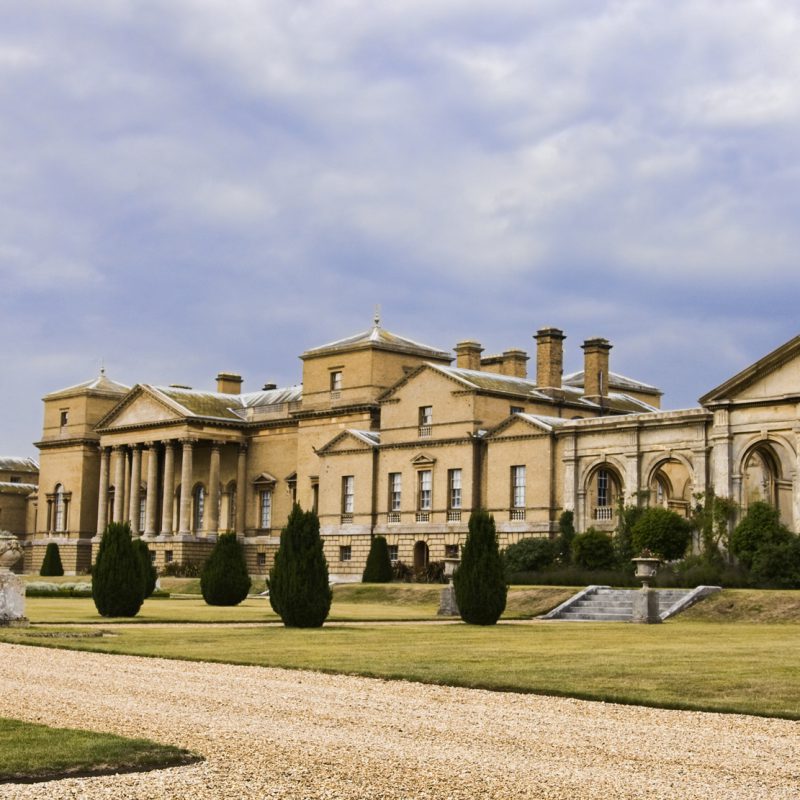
[20,321,800,577]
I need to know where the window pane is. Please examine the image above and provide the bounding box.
[260,490,272,528]
[512,466,526,508]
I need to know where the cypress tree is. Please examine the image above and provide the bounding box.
[269,504,332,627]
[453,509,507,625]
[132,538,158,598]
[200,533,251,606]
[91,522,145,617]
[40,541,64,577]
[362,535,393,583]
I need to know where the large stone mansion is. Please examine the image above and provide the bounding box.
[17,319,800,576]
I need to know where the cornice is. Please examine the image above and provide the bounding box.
[35,437,100,451]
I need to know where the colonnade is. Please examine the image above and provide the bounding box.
[96,439,248,538]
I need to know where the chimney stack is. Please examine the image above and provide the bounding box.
[216,372,243,394]
[534,327,565,388]
[454,340,483,371]
[501,348,529,379]
[581,338,612,401]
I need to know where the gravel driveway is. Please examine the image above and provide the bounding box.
[1,641,797,799]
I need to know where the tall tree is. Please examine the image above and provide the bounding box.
[453,510,507,625]
[92,522,144,617]
[201,533,251,606]
[362,535,393,583]
[269,505,332,627]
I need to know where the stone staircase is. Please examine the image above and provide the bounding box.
[544,585,718,622]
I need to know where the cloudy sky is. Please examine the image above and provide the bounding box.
[3,1,800,458]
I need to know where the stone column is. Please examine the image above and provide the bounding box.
[144,442,159,537]
[207,442,221,538]
[178,439,195,537]
[160,441,175,535]
[123,449,132,524]
[793,426,800,532]
[128,445,142,534]
[96,446,110,535]
[112,446,126,523]
[236,443,248,536]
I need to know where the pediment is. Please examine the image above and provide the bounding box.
[700,335,800,405]
[486,413,563,439]
[411,453,436,466]
[317,429,379,455]
[99,388,184,430]
[253,472,277,487]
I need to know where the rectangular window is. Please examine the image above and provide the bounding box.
[418,470,432,511]
[511,466,526,508]
[339,545,352,562]
[448,469,462,509]
[510,406,524,415]
[387,544,399,562]
[9,476,20,484]
[597,469,609,507]
[139,495,146,532]
[389,472,402,512]
[418,406,432,437]
[445,544,459,559]
[165,550,173,563]
[149,550,156,564]
[330,371,342,394]
[257,552,267,568]
[59,409,69,427]
[259,490,272,529]
[342,476,354,514]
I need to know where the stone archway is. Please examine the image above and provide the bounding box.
[413,540,429,571]
[742,444,780,509]
[585,463,624,528]
[648,458,693,517]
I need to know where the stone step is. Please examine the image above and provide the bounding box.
[550,587,695,622]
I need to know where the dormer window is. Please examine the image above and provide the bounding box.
[418,406,432,437]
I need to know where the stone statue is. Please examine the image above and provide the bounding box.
[0,531,28,626]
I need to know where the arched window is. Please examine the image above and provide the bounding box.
[194,485,205,531]
[743,446,779,508]
[54,484,65,532]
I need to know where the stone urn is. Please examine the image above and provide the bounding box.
[438,558,461,617]
[632,554,660,587]
[0,531,23,572]
[631,553,661,624]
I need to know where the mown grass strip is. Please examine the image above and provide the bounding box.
[3,619,798,720]
[0,717,199,784]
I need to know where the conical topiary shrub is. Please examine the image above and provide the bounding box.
[40,541,64,577]
[269,504,332,627]
[200,533,251,606]
[453,509,507,625]
[92,522,145,617]
[362,535,393,583]
[132,538,158,598]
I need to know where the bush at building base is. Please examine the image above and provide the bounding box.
[362,535,393,583]
[571,528,616,571]
[555,511,576,564]
[453,509,507,625]
[269,505,332,627]
[40,541,64,577]
[503,537,556,576]
[631,506,692,561]
[91,522,145,617]
[200,533,251,606]
[132,538,158,598]
[730,501,793,569]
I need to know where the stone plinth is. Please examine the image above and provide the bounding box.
[631,587,661,624]
[437,584,460,617]
[0,570,28,627]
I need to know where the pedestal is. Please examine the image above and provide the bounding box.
[632,587,661,624]
[437,584,460,617]
[0,570,28,627]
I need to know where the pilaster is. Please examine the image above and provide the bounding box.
[128,445,142,534]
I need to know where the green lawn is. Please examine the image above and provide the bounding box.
[0,717,198,783]
[23,584,574,624]
[3,619,798,719]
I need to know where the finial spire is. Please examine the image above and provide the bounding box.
[373,304,381,328]
[100,358,106,377]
